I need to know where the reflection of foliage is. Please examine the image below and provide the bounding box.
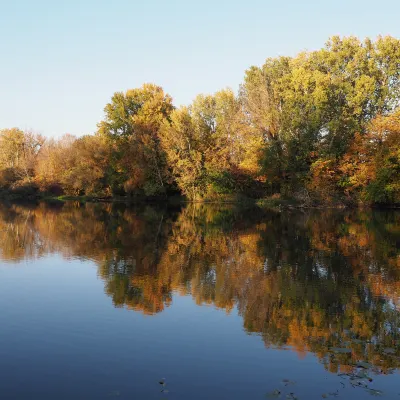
[0,202,399,374]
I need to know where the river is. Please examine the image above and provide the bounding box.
[0,201,399,399]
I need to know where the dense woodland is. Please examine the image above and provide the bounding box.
[1,36,400,205]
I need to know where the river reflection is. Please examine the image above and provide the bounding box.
[0,201,399,392]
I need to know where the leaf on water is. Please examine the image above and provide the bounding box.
[161,389,169,394]
[322,392,339,398]
[266,389,281,398]
[330,347,352,354]
[282,379,296,386]
[285,394,298,400]
[367,389,383,396]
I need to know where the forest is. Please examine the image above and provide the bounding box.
[1,36,399,206]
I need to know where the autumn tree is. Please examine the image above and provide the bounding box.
[341,110,400,204]
[98,83,174,196]
[161,89,259,199]
[0,128,45,188]
[35,134,111,196]
[241,36,400,196]
[35,134,76,190]
[308,108,400,205]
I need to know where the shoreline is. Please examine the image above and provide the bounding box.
[1,192,399,210]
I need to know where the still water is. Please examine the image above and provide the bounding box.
[0,201,399,399]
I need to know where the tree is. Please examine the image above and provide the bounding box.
[160,106,206,199]
[60,134,111,196]
[161,89,257,199]
[0,128,45,186]
[362,110,400,204]
[241,36,400,196]
[98,83,174,196]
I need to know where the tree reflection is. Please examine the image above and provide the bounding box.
[0,201,399,373]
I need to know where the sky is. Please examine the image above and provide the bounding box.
[1,0,400,138]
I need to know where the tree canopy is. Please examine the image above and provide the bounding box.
[1,36,399,205]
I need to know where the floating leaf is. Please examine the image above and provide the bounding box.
[285,394,298,400]
[266,389,281,398]
[367,389,383,396]
[321,391,339,398]
[282,379,296,386]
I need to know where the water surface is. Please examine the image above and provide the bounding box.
[0,201,399,399]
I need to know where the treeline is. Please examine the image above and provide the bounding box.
[1,36,399,205]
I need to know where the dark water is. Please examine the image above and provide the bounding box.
[0,201,399,399]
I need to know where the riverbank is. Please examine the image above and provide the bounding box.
[1,190,398,210]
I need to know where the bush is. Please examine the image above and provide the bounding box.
[0,168,20,188]
[43,182,64,196]
[10,181,39,196]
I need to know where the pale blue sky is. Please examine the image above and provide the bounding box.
[1,0,399,137]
